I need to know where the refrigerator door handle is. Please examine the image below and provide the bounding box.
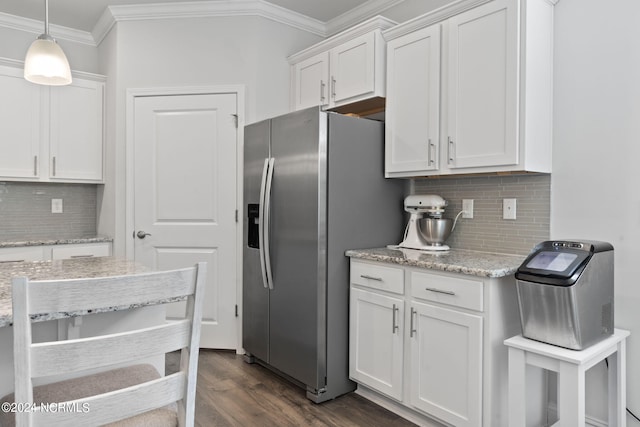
[258,158,270,289]
[263,157,275,290]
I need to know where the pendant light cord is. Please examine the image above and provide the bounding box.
[44,0,49,35]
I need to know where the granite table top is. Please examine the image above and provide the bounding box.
[0,257,154,328]
[0,236,113,248]
[345,247,527,278]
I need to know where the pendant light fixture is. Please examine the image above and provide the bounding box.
[24,0,72,86]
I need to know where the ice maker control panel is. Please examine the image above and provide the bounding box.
[247,204,260,249]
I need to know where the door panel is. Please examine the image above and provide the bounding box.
[242,120,271,362]
[447,0,517,169]
[385,24,441,174]
[268,108,325,390]
[133,93,238,349]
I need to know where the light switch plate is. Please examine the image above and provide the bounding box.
[51,198,63,213]
[503,198,516,220]
[462,199,474,219]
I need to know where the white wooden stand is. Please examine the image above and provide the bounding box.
[504,329,630,427]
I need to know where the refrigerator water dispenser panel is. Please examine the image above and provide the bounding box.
[247,204,260,249]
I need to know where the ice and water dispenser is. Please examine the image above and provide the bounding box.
[515,240,614,350]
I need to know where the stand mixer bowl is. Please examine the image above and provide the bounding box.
[418,218,454,246]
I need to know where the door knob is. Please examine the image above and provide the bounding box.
[136,230,152,239]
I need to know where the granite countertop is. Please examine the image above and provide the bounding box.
[346,247,527,278]
[0,257,154,328]
[0,236,113,248]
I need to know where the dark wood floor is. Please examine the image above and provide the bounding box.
[167,350,418,427]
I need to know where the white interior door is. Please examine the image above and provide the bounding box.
[133,92,238,349]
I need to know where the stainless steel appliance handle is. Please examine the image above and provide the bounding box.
[258,158,270,289]
[425,287,456,296]
[263,157,275,290]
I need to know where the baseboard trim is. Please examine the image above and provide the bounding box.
[547,403,608,427]
[354,385,448,427]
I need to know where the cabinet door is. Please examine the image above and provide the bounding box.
[292,51,329,110]
[0,66,41,179]
[446,0,518,170]
[50,78,104,181]
[330,32,376,105]
[51,243,112,260]
[410,301,482,427]
[349,287,404,401]
[0,247,45,262]
[385,25,441,175]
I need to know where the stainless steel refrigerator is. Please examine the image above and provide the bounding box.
[242,106,403,402]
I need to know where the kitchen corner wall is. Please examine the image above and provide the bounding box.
[0,182,97,241]
[412,174,550,255]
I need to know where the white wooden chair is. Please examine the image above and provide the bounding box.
[0,262,206,427]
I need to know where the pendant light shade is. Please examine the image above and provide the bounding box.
[24,0,72,86]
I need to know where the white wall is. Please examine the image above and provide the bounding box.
[96,15,322,256]
[0,26,99,73]
[552,0,640,422]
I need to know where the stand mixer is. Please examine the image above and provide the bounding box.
[397,195,460,251]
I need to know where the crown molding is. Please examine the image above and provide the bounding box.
[93,0,326,45]
[326,0,405,36]
[2,0,411,48]
[287,15,396,64]
[0,12,96,46]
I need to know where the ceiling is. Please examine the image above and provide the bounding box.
[0,0,377,33]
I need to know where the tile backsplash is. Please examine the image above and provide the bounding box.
[413,174,550,255]
[0,182,97,241]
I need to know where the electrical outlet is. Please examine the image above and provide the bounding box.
[51,198,63,214]
[503,198,516,220]
[462,199,474,219]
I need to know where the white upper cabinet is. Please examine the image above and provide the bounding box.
[0,65,41,180]
[385,24,441,174]
[289,16,395,114]
[0,61,105,183]
[292,51,330,110]
[385,0,555,177]
[50,78,104,182]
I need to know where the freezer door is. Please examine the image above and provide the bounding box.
[268,107,327,391]
[242,119,271,362]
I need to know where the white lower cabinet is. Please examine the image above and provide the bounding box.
[50,242,111,260]
[0,246,45,263]
[410,301,482,427]
[350,287,404,401]
[0,242,112,263]
[349,258,520,427]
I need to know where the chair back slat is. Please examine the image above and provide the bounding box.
[30,372,186,427]
[24,268,196,315]
[31,320,191,377]
[10,262,206,427]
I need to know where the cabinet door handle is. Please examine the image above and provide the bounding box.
[0,260,25,263]
[70,255,95,258]
[52,156,57,176]
[34,155,38,176]
[360,274,382,281]
[331,76,336,99]
[392,304,399,334]
[425,287,456,296]
[430,140,436,165]
[428,139,436,165]
[410,307,417,338]
[320,80,326,103]
[448,137,455,164]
